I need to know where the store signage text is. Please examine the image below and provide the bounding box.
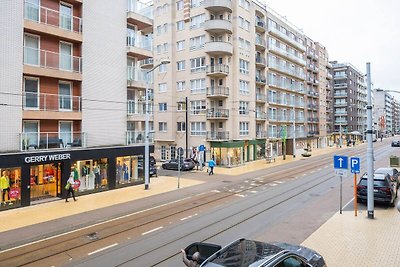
[24,153,71,164]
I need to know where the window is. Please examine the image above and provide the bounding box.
[60,42,72,71]
[159,122,167,132]
[176,0,184,10]
[268,124,277,138]
[176,81,185,91]
[239,80,249,95]
[59,82,72,110]
[162,23,168,34]
[268,108,277,120]
[161,145,166,160]
[24,34,39,66]
[177,101,186,111]
[238,16,250,31]
[159,102,167,111]
[60,2,72,31]
[156,25,162,35]
[176,20,185,31]
[159,63,167,73]
[24,77,39,109]
[176,40,185,51]
[191,122,206,136]
[239,101,249,115]
[239,122,249,136]
[163,42,168,53]
[59,121,72,145]
[190,35,205,50]
[239,0,250,10]
[159,83,167,92]
[190,57,205,72]
[177,60,185,71]
[239,59,249,74]
[157,45,162,54]
[23,121,39,148]
[238,37,250,51]
[190,100,206,114]
[190,0,202,8]
[190,14,205,29]
[190,78,206,94]
[177,122,186,132]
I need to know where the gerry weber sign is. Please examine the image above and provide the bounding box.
[24,153,71,164]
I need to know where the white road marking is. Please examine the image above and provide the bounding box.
[269,183,277,186]
[343,198,355,209]
[303,174,307,176]
[88,243,118,256]
[235,194,245,197]
[0,196,193,254]
[275,181,284,184]
[180,213,198,221]
[141,226,163,236]
[250,191,257,194]
[211,190,220,193]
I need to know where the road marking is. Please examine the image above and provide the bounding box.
[269,183,277,186]
[88,243,118,256]
[0,196,193,254]
[275,181,284,184]
[180,213,198,221]
[250,191,257,194]
[343,198,354,209]
[235,194,245,197]
[211,190,220,193]
[303,174,307,176]
[142,226,163,236]
[318,168,322,171]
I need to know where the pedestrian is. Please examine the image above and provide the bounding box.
[381,135,383,142]
[208,156,216,175]
[181,249,200,267]
[65,173,77,202]
[352,139,356,146]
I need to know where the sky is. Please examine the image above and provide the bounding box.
[265,0,400,97]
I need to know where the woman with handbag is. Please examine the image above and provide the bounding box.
[65,173,77,202]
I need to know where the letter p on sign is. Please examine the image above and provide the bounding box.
[350,157,360,173]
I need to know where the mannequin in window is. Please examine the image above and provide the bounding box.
[93,161,101,188]
[0,171,11,206]
[123,162,129,183]
[116,160,123,184]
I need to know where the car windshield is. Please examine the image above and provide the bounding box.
[359,178,388,187]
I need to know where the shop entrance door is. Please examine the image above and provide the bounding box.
[30,163,62,202]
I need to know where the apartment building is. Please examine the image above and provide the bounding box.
[0,0,151,209]
[374,88,395,136]
[150,0,331,165]
[330,62,367,144]
[393,99,400,134]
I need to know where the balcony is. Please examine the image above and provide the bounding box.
[268,43,306,66]
[256,131,267,139]
[127,100,153,118]
[126,131,154,144]
[206,64,229,76]
[127,33,153,60]
[307,104,318,110]
[203,0,232,12]
[20,131,86,151]
[127,66,150,88]
[255,37,266,50]
[22,92,82,120]
[204,19,232,34]
[256,93,267,102]
[334,74,347,79]
[206,86,229,98]
[140,58,154,69]
[255,21,266,32]
[206,109,229,119]
[268,27,306,52]
[127,0,153,30]
[255,56,266,68]
[255,75,266,85]
[333,92,348,98]
[326,73,333,80]
[256,111,267,120]
[204,41,233,55]
[335,102,348,107]
[334,83,347,89]
[268,62,305,80]
[206,131,230,140]
[24,1,82,42]
[23,47,82,81]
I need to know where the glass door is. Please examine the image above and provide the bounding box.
[24,77,39,109]
[59,121,72,147]
[24,34,39,66]
[60,42,72,71]
[25,0,40,21]
[59,82,72,110]
[23,121,39,148]
[60,2,72,31]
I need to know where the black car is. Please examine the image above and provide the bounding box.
[357,172,397,207]
[184,238,326,267]
[137,161,158,177]
[391,140,400,147]
[161,158,195,171]
[375,167,400,189]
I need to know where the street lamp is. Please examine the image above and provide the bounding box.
[293,104,296,158]
[143,59,170,190]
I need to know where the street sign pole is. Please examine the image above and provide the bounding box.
[177,147,183,189]
[354,173,357,216]
[340,175,343,214]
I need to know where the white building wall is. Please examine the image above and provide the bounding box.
[82,0,127,147]
[0,0,23,152]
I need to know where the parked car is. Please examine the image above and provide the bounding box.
[391,140,400,147]
[161,158,195,171]
[375,167,400,189]
[357,172,397,207]
[137,162,158,177]
[184,238,326,267]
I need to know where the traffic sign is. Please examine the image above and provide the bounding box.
[198,144,205,152]
[334,155,348,169]
[335,169,348,176]
[350,157,360,173]
[177,147,184,156]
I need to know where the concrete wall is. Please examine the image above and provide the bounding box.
[82,0,127,147]
[0,0,23,152]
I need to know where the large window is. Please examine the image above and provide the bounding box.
[159,102,167,111]
[239,80,249,95]
[60,2,73,31]
[59,82,72,110]
[190,14,205,29]
[176,81,185,91]
[190,35,205,50]
[239,101,249,115]
[239,122,249,136]
[190,100,206,114]
[177,60,185,71]
[24,77,39,109]
[177,122,186,132]
[24,34,39,66]
[239,59,249,74]
[159,83,167,92]
[176,20,185,31]
[60,42,72,71]
[191,122,206,136]
[190,57,205,72]
[190,78,206,94]
[176,40,185,51]
[23,121,39,149]
[116,156,142,186]
[159,122,167,132]
[59,121,72,146]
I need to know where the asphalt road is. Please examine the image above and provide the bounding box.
[0,139,396,267]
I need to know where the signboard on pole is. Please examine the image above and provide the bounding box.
[350,157,360,173]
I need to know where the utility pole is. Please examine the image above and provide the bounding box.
[366,62,374,219]
[185,96,188,158]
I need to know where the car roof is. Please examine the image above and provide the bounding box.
[375,168,395,174]
[361,173,387,180]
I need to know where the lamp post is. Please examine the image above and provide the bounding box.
[366,62,374,219]
[143,59,170,190]
[293,104,296,158]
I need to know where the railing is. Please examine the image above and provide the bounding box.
[256,93,266,102]
[206,86,229,97]
[255,56,266,65]
[256,111,267,120]
[140,58,154,66]
[20,131,86,151]
[126,131,154,144]
[268,62,305,79]
[24,1,82,33]
[24,46,82,73]
[206,64,229,75]
[206,131,229,140]
[127,0,153,19]
[127,66,152,83]
[255,37,266,48]
[22,92,81,111]
[255,20,266,30]
[127,31,153,51]
[127,100,153,115]
[268,42,306,66]
[255,75,266,84]
[206,109,229,118]
[268,26,306,51]
[256,131,267,138]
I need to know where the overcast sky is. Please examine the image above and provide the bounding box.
[265,0,400,97]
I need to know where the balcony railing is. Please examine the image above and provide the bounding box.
[255,56,266,65]
[206,64,229,75]
[127,66,152,83]
[126,131,154,144]
[24,47,82,73]
[268,26,306,51]
[268,62,305,79]
[127,32,153,51]
[206,131,229,140]
[127,0,153,19]
[206,86,229,97]
[256,111,267,120]
[255,75,266,84]
[256,93,266,102]
[20,131,86,151]
[127,100,153,115]
[256,131,267,138]
[24,1,82,33]
[206,108,229,119]
[268,43,306,66]
[22,92,81,112]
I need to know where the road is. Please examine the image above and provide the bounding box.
[0,139,396,266]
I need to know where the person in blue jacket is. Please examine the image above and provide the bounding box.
[208,156,216,175]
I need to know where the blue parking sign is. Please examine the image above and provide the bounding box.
[334,155,348,169]
[350,157,360,173]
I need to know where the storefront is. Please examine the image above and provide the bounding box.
[0,145,152,210]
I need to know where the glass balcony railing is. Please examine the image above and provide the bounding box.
[22,92,81,112]
[20,131,86,151]
[127,0,153,19]
[127,31,153,51]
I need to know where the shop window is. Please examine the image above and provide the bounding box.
[116,156,142,187]
[30,163,61,202]
[70,158,108,192]
[0,168,22,209]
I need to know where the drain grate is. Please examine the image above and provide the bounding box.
[87,232,99,240]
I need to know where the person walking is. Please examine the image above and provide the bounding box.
[0,171,11,206]
[65,173,77,202]
[181,249,200,267]
[208,156,216,175]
